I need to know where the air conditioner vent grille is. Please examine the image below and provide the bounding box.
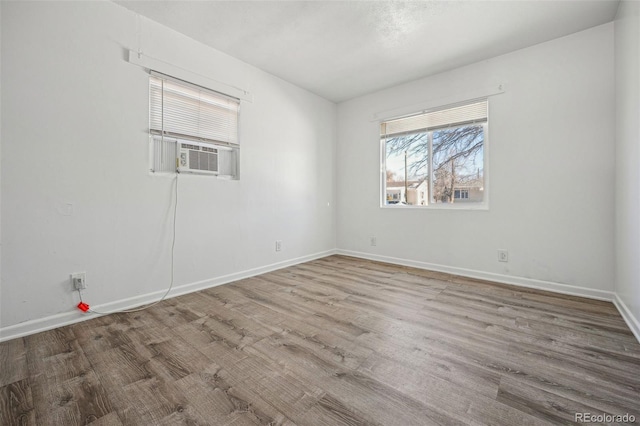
[181,143,200,151]
[152,137,236,178]
[176,142,220,174]
[185,147,218,173]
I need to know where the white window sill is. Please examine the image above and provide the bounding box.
[380,203,489,211]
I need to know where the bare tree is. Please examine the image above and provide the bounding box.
[386,133,429,178]
[386,169,401,182]
[385,125,484,203]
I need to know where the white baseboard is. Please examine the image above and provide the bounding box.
[4,249,636,345]
[613,294,640,344]
[336,249,616,302]
[0,249,337,343]
[338,250,640,344]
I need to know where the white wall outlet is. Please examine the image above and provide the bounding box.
[370,236,377,246]
[275,240,282,252]
[498,250,509,262]
[71,272,87,290]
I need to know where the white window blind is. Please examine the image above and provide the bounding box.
[381,100,487,137]
[150,72,240,146]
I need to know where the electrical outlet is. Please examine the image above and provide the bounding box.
[370,236,377,246]
[498,250,509,263]
[275,240,282,252]
[71,272,87,290]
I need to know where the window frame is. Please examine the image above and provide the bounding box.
[454,189,469,199]
[379,100,489,210]
[148,72,241,179]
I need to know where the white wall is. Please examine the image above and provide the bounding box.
[336,24,615,298]
[0,1,336,338]
[614,1,640,339]
[1,2,631,342]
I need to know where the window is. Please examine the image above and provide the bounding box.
[454,189,469,199]
[381,100,487,207]
[149,72,240,179]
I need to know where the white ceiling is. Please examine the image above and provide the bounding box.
[115,0,620,103]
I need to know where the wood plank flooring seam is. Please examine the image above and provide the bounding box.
[1,255,639,425]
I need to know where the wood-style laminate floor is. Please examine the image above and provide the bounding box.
[1,255,639,425]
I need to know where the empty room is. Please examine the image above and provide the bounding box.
[1,0,639,424]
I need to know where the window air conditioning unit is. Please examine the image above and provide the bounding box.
[177,142,218,175]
